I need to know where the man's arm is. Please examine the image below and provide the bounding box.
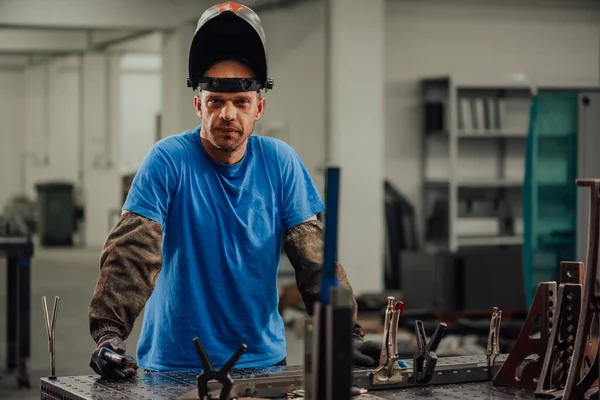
[88,210,163,343]
[283,216,366,340]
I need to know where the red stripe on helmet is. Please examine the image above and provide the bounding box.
[214,2,252,14]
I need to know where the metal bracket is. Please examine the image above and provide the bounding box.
[42,295,59,379]
[535,262,585,398]
[493,281,556,389]
[538,179,600,400]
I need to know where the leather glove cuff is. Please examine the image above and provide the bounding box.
[97,331,120,344]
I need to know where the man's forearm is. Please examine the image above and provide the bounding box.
[89,211,163,343]
[283,219,366,339]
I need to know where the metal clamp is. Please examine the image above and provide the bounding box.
[371,297,404,386]
[412,320,447,384]
[42,296,59,379]
[194,337,246,400]
[487,307,502,377]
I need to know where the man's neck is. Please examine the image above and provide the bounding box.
[199,132,247,165]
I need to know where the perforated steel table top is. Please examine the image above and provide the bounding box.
[40,355,533,400]
[364,382,534,399]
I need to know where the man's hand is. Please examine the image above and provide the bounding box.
[90,333,137,380]
[352,338,383,367]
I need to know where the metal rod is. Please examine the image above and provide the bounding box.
[321,167,341,305]
[193,337,214,373]
[42,296,59,378]
[221,344,247,373]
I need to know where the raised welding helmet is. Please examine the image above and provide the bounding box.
[187,2,274,93]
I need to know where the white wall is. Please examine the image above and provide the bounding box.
[118,53,162,176]
[257,1,327,192]
[160,24,199,139]
[81,50,162,246]
[384,0,600,237]
[0,68,25,210]
[328,0,386,295]
[24,57,81,200]
[17,48,161,246]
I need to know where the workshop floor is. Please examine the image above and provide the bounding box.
[0,246,305,400]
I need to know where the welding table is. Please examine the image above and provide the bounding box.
[40,354,537,399]
[1,235,34,388]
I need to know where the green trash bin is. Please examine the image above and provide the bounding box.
[35,182,75,246]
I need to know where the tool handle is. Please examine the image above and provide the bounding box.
[98,347,116,362]
[220,344,247,374]
[99,347,138,368]
[194,337,215,372]
[427,323,447,353]
[320,167,341,305]
[389,310,400,358]
[414,320,427,350]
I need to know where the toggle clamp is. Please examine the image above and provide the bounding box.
[486,307,502,379]
[370,297,405,386]
[412,320,447,385]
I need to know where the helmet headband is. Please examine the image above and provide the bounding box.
[194,77,262,92]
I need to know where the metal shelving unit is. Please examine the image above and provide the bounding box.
[420,75,533,252]
[420,74,600,259]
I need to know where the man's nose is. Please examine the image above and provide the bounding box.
[220,101,236,121]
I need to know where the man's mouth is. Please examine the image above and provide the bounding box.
[217,127,240,133]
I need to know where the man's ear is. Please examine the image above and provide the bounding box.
[193,95,202,118]
[255,95,266,121]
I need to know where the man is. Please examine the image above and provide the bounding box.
[88,2,382,380]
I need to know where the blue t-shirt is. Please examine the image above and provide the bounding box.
[122,126,325,371]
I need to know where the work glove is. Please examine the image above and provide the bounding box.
[90,333,137,380]
[352,338,383,367]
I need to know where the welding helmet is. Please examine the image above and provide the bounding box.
[187,2,274,93]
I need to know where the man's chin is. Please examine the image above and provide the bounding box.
[213,140,241,152]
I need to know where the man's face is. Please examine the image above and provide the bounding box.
[194,60,266,152]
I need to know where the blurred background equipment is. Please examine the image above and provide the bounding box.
[383,180,418,291]
[0,212,34,389]
[3,196,37,234]
[34,182,76,247]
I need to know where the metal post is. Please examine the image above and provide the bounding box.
[6,256,17,371]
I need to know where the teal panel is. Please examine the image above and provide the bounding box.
[522,92,578,307]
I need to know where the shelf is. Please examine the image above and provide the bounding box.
[458,235,524,247]
[427,131,528,138]
[426,178,524,188]
[441,74,599,91]
[458,131,527,139]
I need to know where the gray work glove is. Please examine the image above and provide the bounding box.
[90,333,137,380]
[352,338,383,367]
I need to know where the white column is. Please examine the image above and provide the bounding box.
[328,0,386,295]
[160,23,200,138]
[81,52,121,247]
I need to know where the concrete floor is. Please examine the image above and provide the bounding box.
[0,246,305,400]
